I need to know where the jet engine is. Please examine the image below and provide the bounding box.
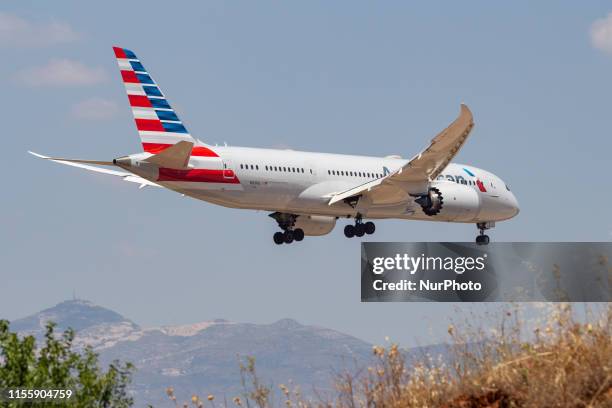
[294,215,337,236]
[415,187,443,216]
[415,182,480,222]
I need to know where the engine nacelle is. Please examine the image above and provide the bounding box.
[415,181,480,222]
[294,215,336,236]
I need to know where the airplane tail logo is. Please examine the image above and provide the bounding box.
[112,47,218,158]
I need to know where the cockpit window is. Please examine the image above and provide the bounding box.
[505,184,511,191]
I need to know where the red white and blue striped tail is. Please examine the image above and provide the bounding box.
[112,46,218,158]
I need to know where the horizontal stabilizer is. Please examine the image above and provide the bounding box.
[28,151,115,167]
[28,151,160,188]
[144,140,193,169]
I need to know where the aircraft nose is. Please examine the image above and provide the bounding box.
[508,192,520,217]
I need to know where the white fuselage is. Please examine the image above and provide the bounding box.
[121,145,519,224]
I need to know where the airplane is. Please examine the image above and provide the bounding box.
[30,46,519,246]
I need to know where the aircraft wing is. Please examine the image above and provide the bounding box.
[28,151,160,188]
[328,104,474,205]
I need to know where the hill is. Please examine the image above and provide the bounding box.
[11,300,374,406]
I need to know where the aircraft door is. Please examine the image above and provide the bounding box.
[222,160,234,179]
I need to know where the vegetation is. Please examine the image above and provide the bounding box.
[0,320,134,407]
[169,304,611,408]
[2,303,609,407]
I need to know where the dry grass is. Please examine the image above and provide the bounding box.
[170,304,611,408]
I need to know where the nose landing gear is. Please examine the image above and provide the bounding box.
[344,215,376,238]
[475,222,494,245]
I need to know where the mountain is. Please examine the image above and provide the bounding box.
[10,299,141,350]
[10,300,376,406]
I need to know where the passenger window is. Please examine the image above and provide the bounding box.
[256,165,259,170]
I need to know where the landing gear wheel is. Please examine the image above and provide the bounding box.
[284,230,294,244]
[475,234,490,245]
[273,232,285,245]
[344,225,355,238]
[355,223,365,237]
[364,222,375,235]
[475,221,494,245]
[293,228,304,242]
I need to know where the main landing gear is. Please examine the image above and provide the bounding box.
[344,215,376,238]
[273,229,304,245]
[269,212,304,245]
[475,221,494,245]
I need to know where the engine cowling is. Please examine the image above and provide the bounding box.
[294,215,336,236]
[415,182,480,222]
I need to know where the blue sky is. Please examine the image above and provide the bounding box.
[1,1,611,346]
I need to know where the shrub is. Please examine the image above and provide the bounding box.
[0,320,134,407]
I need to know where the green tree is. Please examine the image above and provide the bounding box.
[0,319,134,407]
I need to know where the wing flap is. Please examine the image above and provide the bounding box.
[328,178,384,205]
